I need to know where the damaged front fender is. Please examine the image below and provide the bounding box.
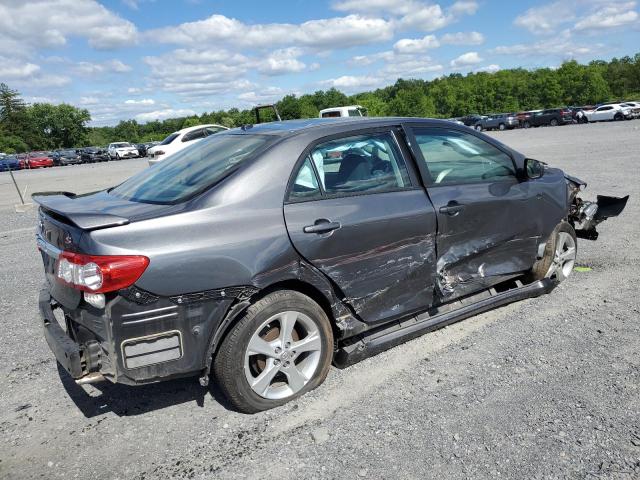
[565,174,629,240]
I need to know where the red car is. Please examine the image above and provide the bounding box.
[27,151,54,168]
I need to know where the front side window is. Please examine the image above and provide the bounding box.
[111,134,274,204]
[303,132,411,196]
[412,128,516,185]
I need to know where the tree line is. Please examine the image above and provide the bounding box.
[1,53,639,153]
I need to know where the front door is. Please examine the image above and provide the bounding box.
[284,129,438,324]
[406,125,541,300]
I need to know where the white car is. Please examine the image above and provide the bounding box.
[147,124,228,166]
[583,104,633,122]
[319,105,368,118]
[108,142,139,160]
[621,101,640,118]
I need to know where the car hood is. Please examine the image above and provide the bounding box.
[32,190,187,230]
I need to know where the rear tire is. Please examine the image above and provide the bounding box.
[527,222,577,283]
[214,290,334,413]
[498,123,505,131]
[523,121,531,128]
[550,118,558,126]
[475,124,483,131]
[614,113,623,121]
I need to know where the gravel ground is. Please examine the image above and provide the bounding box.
[0,121,639,479]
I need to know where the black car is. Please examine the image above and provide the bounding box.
[33,118,627,413]
[80,147,109,163]
[523,108,573,128]
[460,114,484,127]
[52,149,82,166]
[135,144,148,157]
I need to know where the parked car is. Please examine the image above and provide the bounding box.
[33,118,629,412]
[473,113,519,131]
[0,155,22,171]
[522,108,573,128]
[460,114,485,127]
[446,118,465,126]
[319,105,368,118]
[51,149,82,166]
[620,102,640,119]
[135,143,149,157]
[81,147,109,163]
[147,124,228,166]
[583,104,633,122]
[108,142,139,160]
[27,151,54,168]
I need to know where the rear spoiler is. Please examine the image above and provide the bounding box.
[32,191,130,230]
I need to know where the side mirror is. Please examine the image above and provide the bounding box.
[525,158,544,179]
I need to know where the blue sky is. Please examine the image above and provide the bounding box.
[1,0,638,125]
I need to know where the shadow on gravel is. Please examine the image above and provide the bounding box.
[57,364,236,417]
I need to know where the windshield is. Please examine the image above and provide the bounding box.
[112,143,131,148]
[110,134,274,204]
[159,133,179,146]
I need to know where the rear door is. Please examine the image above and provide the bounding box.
[284,128,438,324]
[405,124,541,300]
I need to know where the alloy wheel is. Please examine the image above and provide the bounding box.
[545,232,576,281]
[244,310,322,400]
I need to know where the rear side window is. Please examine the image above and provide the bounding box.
[159,133,179,146]
[292,132,411,198]
[321,111,341,118]
[111,134,274,204]
[205,127,225,136]
[289,158,322,202]
[412,128,516,185]
[182,129,206,142]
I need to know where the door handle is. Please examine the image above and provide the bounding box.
[303,219,341,234]
[439,203,465,216]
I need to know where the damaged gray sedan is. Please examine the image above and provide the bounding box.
[34,118,627,413]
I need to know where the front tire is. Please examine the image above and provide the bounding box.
[214,290,334,413]
[528,222,577,283]
[475,124,483,131]
[550,118,558,126]
[498,123,505,131]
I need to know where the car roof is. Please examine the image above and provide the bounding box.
[225,117,461,137]
[177,124,228,134]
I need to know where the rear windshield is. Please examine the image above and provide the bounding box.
[110,134,274,204]
[159,133,179,145]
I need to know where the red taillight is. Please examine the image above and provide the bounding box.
[56,252,149,293]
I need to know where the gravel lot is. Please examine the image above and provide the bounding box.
[1,121,639,479]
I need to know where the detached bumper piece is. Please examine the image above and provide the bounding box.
[573,195,629,240]
[39,290,102,382]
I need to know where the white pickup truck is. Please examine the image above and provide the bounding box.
[583,104,633,122]
[319,105,368,118]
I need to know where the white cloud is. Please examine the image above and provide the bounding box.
[320,75,383,90]
[125,98,155,105]
[441,31,485,45]
[73,59,132,75]
[237,87,285,105]
[450,51,483,68]
[492,37,606,59]
[394,35,440,54]
[0,58,40,79]
[332,0,415,14]
[574,3,639,31]
[147,14,393,49]
[449,0,479,16]
[0,0,138,52]
[478,64,501,73]
[79,96,100,105]
[514,1,576,34]
[398,4,452,31]
[135,108,197,122]
[258,48,307,76]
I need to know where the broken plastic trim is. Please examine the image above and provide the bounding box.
[334,277,556,368]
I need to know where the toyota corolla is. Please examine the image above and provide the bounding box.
[33,118,627,413]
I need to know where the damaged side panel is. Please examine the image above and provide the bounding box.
[427,171,567,300]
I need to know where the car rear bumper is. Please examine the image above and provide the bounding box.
[39,289,84,378]
[38,281,237,386]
